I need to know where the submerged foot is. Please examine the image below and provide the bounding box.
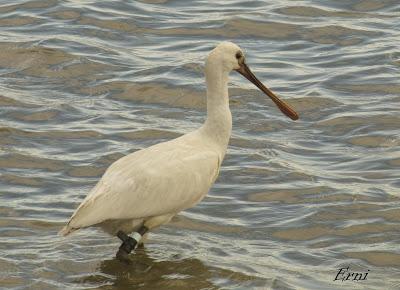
[116,231,136,263]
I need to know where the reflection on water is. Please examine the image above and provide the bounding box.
[79,250,267,289]
[0,0,399,289]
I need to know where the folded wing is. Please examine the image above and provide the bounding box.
[62,138,220,234]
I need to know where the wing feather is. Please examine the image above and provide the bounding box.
[65,137,220,230]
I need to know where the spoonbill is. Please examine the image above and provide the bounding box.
[59,42,298,261]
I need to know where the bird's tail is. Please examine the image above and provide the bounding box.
[58,225,78,236]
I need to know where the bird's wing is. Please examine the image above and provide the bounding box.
[65,139,220,230]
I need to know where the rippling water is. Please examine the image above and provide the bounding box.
[0,0,399,289]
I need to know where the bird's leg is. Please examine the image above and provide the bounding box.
[137,233,148,248]
[116,225,148,262]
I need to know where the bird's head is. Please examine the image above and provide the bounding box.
[207,41,299,121]
[206,41,244,71]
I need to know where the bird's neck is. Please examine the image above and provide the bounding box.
[202,64,232,150]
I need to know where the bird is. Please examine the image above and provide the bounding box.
[59,41,299,262]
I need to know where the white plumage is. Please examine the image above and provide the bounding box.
[60,41,298,243]
[61,132,222,235]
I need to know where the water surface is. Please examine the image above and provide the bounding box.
[0,0,399,289]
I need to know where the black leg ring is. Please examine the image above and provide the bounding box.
[116,226,149,262]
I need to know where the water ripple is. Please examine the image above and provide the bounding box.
[0,0,399,289]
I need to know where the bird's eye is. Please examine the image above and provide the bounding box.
[235,51,242,60]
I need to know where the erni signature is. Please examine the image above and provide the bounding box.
[334,266,370,282]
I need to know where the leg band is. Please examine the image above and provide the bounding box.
[116,225,149,262]
[130,232,142,244]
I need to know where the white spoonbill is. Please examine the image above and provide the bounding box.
[59,42,298,261]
